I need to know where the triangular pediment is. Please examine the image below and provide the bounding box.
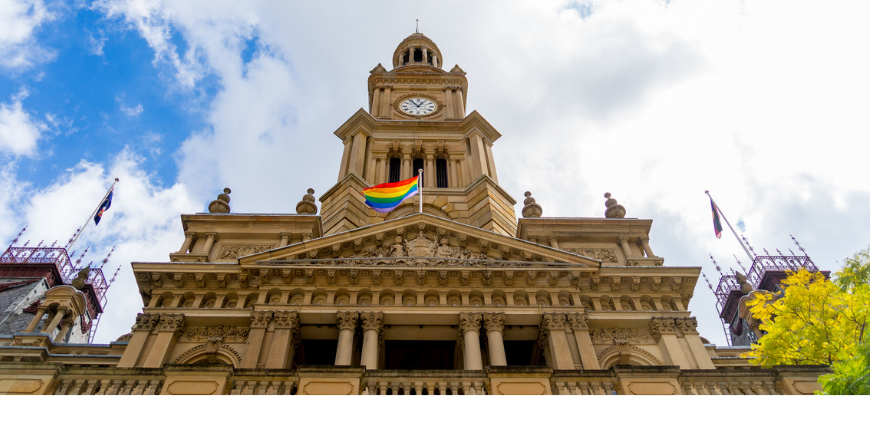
[240,213,600,269]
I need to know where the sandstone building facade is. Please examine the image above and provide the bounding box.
[0,33,826,395]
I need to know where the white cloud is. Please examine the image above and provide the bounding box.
[0,87,46,156]
[87,28,108,56]
[120,102,143,118]
[1,148,199,342]
[0,0,56,69]
[82,0,870,346]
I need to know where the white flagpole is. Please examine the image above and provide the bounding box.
[418,169,423,214]
[705,190,754,262]
[67,178,119,252]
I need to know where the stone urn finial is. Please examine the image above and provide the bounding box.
[521,191,543,218]
[296,188,318,214]
[70,266,91,290]
[604,192,626,218]
[208,188,231,213]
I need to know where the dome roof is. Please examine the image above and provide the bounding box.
[392,33,443,69]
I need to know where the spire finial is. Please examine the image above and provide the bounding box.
[9,225,26,247]
[416,19,419,33]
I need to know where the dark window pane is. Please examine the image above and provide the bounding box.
[413,158,424,186]
[436,158,448,188]
[389,158,401,183]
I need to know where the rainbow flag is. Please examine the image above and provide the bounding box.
[362,176,419,213]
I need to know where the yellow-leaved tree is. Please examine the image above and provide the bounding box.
[742,269,868,367]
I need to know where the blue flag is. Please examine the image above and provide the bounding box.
[94,191,113,225]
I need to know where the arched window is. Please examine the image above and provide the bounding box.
[413,48,422,62]
[436,158,448,188]
[403,50,410,65]
[389,158,401,183]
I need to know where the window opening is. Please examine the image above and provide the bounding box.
[436,158,448,188]
[389,158,401,183]
[413,158,425,186]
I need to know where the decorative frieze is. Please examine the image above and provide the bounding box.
[590,328,654,344]
[566,248,618,263]
[218,244,274,260]
[184,325,250,342]
[156,314,185,333]
[649,317,677,340]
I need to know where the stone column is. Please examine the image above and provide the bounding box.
[541,313,574,370]
[402,153,412,180]
[349,131,368,176]
[338,137,352,180]
[483,313,507,366]
[467,133,487,179]
[371,88,382,117]
[334,311,359,365]
[444,88,455,119]
[453,88,465,117]
[142,314,185,368]
[618,236,634,258]
[639,238,656,258]
[279,233,291,248]
[265,311,299,369]
[360,311,384,370]
[425,153,435,188]
[459,312,483,370]
[241,311,273,369]
[117,313,161,368]
[422,47,428,63]
[567,312,600,369]
[41,306,69,334]
[202,233,217,255]
[54,319,72,343]
[25,306,48,332]
[676,317,715,369]
[178,233,196,253]
[650,317,692,369]
[379,86,392,119]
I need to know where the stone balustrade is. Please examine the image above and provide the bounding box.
[53,368,164,395]
[362,370,487,395]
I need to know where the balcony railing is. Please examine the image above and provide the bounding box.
[362,370,487,395]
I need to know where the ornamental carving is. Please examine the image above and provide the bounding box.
[567,248,618,263]
[566,312,589,331]
[675,317,698,335]
[131,313,161,332]
[360,311,384,332]
[541,313,566,331]
[250,311,273,328]
[173,343,242,367]
[458,312,482,333]
[336,311,359,331]
[273,311,299,329]
[157,314,185,333]
[218,244,274,259]
[590,328,654,344]
[649,317,677,339]
[184,325,250,342]
[483,312,505,333]
[289,232,549,268]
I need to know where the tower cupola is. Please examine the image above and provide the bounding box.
[392,33,443,69]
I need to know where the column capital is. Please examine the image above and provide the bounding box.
[131,313,161,332]
[279,232,292,240]
[56,306,71,317]
[184,232,197,239]
[649,317,677,340]
[675,316,698,336]
[336,311,359,331]
[541,312,566,332]
[617,235,629,246]
[566,311,589,331]
[156,313,185,334]
[360,311,384,332]
[273,310,299,329]
[483,312,505,333]
[206,232,218,240]
[36,305,50,313]
[458,312,482,333]
[250,310,273,328]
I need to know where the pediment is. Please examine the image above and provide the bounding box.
[239,213,600,269]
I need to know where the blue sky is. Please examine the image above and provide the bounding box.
[2,0,870,345]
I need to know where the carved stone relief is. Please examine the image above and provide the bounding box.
[184,325,250,342]
[218,244,274,259]
[590,328,655,344]
[566,248,618,263]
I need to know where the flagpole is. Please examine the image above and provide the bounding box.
[705,190,754,262]
[67,178,119,252]
[418,169,423,214]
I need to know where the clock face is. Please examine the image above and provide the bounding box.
[400,97,437,116]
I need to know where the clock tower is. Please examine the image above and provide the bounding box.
[319,32,518,236]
